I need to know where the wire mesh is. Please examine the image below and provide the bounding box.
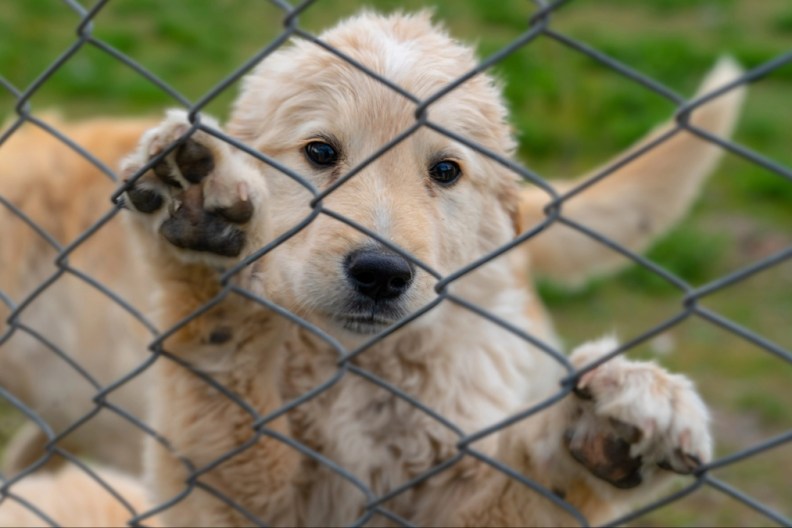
[0,0,790,526]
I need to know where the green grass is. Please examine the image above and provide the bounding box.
[2,0,791,525]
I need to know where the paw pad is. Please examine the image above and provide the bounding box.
[123,119,255,258]
[565,340,712,489]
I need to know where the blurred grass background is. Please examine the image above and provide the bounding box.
[1,0,791,525]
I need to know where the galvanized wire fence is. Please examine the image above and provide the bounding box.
[1,0,791,526]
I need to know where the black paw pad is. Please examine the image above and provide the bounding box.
[565,429,644,489]
[126,185,164,213]
[160,207,246,257]
[153,159,183,188]
[175,139,215,183]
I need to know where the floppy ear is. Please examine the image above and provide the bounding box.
[501,183,524,237]
[483,162,523,237]
[519,57,746,287]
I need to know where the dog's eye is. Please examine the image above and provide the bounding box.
[429,160,461,186]
[304,141,339,167]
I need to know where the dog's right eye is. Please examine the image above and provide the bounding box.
[304,141,339,167]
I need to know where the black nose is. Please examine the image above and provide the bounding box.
[345,248,415,300]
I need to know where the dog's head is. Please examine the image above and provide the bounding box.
[229,11,522,337]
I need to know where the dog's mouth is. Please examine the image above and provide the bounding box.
[331,298,407,335]
[334,313,395,335]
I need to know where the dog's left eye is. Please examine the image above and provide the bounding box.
[429,160,461,186]
[304,141,339,167]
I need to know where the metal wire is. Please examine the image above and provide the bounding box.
[0,0,790,527]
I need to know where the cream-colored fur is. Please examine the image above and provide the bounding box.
[0,118,156,475]
[0,465,155,527]
[0,10,744,527]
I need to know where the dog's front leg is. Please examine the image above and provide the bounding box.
[454,337,711,527]
[121,110,298,527]
[529,338,711,525]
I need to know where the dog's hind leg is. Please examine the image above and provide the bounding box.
[121,110,297,526]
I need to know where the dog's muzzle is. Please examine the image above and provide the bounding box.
[345,248,414,300]
[336,247,415,334]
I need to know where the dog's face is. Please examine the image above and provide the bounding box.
[229,12,521,337]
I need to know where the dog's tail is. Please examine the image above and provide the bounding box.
[519,57,746,286]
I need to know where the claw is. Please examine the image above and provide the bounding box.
[656,445,706,476]
[667,448,703,475]
[573,385,594,401]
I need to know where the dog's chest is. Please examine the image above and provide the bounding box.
[274,296,559,522]
[284,338,476,524]
[299,382,464,523]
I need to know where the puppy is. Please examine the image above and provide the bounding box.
[0,10,744,527]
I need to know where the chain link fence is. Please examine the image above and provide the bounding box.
[1,0,791,526]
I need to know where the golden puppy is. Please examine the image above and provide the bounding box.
[0,10,744,527]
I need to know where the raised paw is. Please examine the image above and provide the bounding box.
[564,337,711,490]
[121,110,261,259]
